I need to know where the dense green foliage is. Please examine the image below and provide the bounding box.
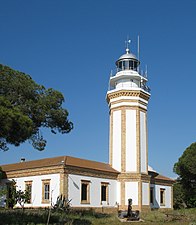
[0,180,30,209]
[53,194,71,212]
[0,64,73,151]
[173,142,196,208]
[173,181,186,209]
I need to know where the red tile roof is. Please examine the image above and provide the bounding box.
[1,156,119,174]
[155,174,175,182]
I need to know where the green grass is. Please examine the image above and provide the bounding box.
[65,208,196,225]
[0,208,195,224]
[139,208,196,225]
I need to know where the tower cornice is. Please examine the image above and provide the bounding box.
[107,89,150,103]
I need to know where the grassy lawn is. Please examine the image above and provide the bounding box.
[65,208,196,225]
[0,208,195,224]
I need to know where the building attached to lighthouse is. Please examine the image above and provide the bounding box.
[0,41,174,212]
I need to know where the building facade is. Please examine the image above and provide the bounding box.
[0,156,119,212]
[0,42,174,212]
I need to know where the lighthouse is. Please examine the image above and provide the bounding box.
[0,39,174,212]
[107,39,151,210]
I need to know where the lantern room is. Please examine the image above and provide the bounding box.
[115,48,140,72]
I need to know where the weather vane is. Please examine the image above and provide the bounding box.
[125,37,131,53]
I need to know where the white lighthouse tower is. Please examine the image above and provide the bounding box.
[107,40,151,211]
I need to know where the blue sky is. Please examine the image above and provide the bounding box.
[0,0,196,178]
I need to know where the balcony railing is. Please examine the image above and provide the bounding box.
[109,81,150,93]
[110,67,148,79]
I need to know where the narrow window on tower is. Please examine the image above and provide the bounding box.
[81,180,90,204]
[42,179,50,204]
[25,181,32,204]
[160,188,165,206]
[101,182,109,204]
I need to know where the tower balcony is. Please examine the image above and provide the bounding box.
[109,70,150,94]
[109,82,150,94]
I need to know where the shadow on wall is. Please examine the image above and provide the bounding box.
[151,187,159,209]
[69,175,80,190]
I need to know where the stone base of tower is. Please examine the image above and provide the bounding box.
[117,173,151,212]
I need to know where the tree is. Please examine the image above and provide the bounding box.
[173,142,196,208]
[0,64,73,151]
[0,180,30,209]
[173,180,186,209]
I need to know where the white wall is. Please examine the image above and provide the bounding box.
[126,109,137,172]
[3,174,60,207]
[112,110,121,171]
[1,173,118,209]
[150,184,172,209]
[142,182,149,205]
[115,79,139,89]
[125,182,138,205]
[117,181,121,205]
[140,111,147,173]
[68,174,117,207]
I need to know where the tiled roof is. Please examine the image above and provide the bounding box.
[65,156,119,174]
[1,156,173,182]
[0,156,119,174]
[154,174,175,182]
[148,169,174,182]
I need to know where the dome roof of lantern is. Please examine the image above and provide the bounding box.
[119,52,137,60]
[116,47,139,64]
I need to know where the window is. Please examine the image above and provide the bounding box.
[81,180,90,204]
[122,61,126,70]
[160,188,165,205]
[150,187,154,204]
[129,60,133,69]
[101,185,107,201]
[42,179,50,203]
[133,61,138,70]
[118,61,122,70]
[101,182,109,204]
[44,184,50,200]
[125,61,129,70]
[25,181,32,204]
